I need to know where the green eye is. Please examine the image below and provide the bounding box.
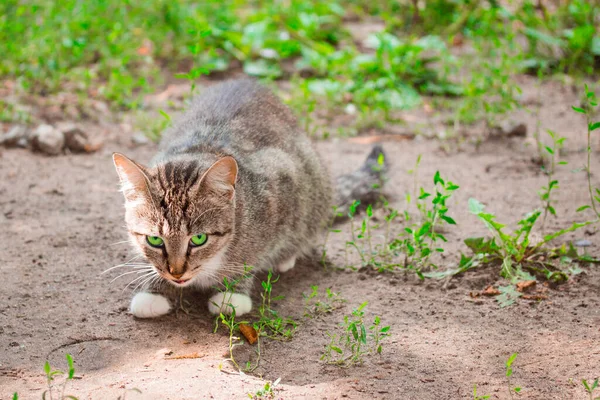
[190,233,208,247]
[146,236,164,247]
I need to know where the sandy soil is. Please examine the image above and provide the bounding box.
[1,77,600,400]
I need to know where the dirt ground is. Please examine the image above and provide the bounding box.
[1,77,600,400]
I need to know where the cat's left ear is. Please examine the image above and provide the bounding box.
[112,153,151,202]
[200,156,238,201]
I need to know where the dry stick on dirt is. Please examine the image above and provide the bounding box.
[46,336,122,359]
[164,353,205,360]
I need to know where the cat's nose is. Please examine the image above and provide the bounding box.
[171,272,184,279]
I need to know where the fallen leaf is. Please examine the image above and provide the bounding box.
[469,291,480,298]
[516,280,536,292]
[482,286,501,296]
[165,352,204,360]
[239,323,258,345]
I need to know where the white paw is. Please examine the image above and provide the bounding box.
[208,292,252,316]
[130,292,171,318]
[277,256,297,273]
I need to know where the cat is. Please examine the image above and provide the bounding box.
[113,79,386,318]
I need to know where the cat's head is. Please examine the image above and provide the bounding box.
[112,153,238,288]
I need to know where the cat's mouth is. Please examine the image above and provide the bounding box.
[173,279,190,285]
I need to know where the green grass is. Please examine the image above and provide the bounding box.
[582,378,600,400]
[321,301,390,366]
[1,1,597,135]
[319,91,600,305]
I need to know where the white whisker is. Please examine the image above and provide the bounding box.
[132,274,160,293]
[101,254,144,275]
[109,240,132,246]
[101,263,150,275]
[110,269,153,283]
[123,271,156,293]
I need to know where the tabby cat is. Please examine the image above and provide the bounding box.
[113,80,385,318]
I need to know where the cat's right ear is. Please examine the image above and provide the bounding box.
[200,156,238,201]
[112,153,150,202]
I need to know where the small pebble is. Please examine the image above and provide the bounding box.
[492,121,527,137]
[60,123,89,153]
[0,125,29,148]
[32,124,64,155]
[574,239,592,247]
[131,132,150,147]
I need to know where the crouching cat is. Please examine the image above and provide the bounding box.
[113,79,385,318]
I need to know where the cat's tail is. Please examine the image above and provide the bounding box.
[334,144,388,217]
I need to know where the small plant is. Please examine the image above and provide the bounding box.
[582,378,600,400]
[321,301,390,366]
[505,353,521,398]
[472,385,490,400]
[217,302,245,371]
[538,129,567,229]
[465,198,593,288]
[43,354,77,400]
[256,270,297,341]
[303,285,346,317]
[213,267,297,372]
[573,85,600,219]
[213,268,254,371]
[248,378,281,400]
[390,171,459,278]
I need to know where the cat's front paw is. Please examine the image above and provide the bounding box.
[130,292,171,318]
[208,293,252,316]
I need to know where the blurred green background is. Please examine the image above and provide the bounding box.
[0,0,598,134]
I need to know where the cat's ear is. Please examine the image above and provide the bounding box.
[200,156,238,200]
[112,153,151,202]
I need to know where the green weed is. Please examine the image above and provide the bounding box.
[505,353,522,398]
[466,198,592,284]
[13,356,140,400]
[213,267,297,372]
[212,268,254,371]
[303,285,346,317]
[256,270,297,341]
[12,354,80,400]
[472,385,490,400]
[321,301,390,366]
[2,1,597,140]
[538,129,567,230]
[392,171,459,278]
[328,167,459,277]
[573,85,600,219]
[582,378,600,400]
[248,378,281,400]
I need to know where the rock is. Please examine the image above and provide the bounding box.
[131,132,150,147]
[16,137,28,148]
[57,123,102,153]
[60,123,88,153]
[32,124,64,155]
[0,125,29,148]
[492,122,527,138]
[574,239,592,248]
